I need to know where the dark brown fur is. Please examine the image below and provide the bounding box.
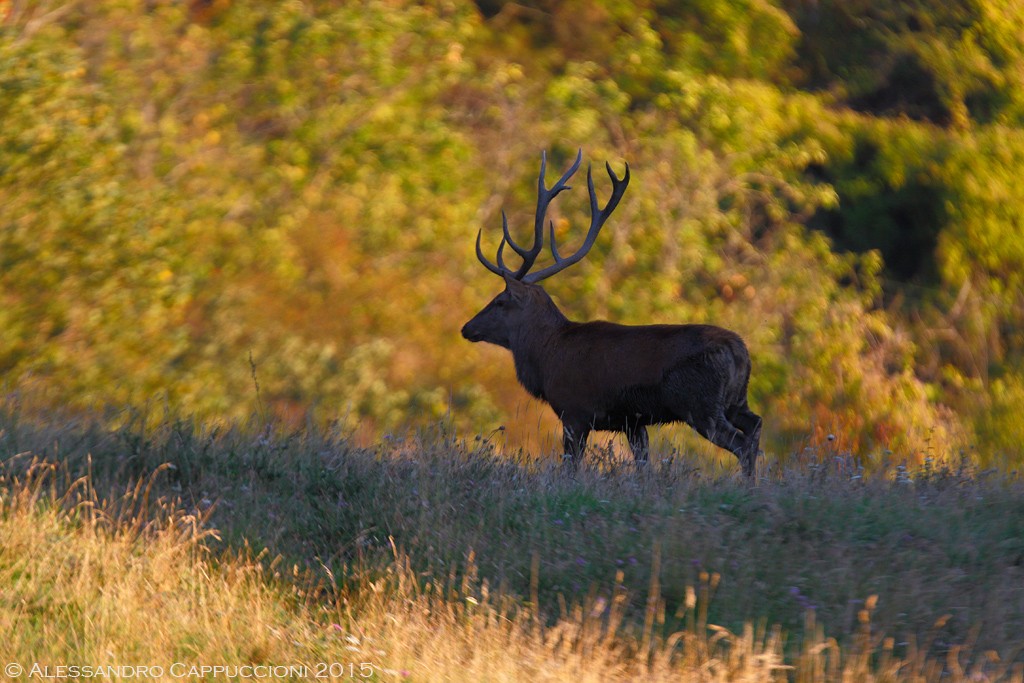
[463,276,762,475]
[465,150,761,474]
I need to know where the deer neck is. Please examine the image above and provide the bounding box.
[509,300,568,401]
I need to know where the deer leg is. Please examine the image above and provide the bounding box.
[693,411,752,476]
[728,405,762,475]
[625,423,649,463]
[737,409,762,474]
[562,422,590,468]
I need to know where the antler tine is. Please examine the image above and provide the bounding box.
[522,159,630,284]
[496,211,513,272]
[596,159,630,223]
[475,209,521,277]
[510,148,583,279]
[475,228,509,278]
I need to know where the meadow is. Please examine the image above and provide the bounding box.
[2,403,1022,682]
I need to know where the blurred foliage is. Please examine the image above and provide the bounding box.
[1,0,1022,466]
[784,0,1024,127]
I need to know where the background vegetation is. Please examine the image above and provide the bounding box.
[3,0,1024,466]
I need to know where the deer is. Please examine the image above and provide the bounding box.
[462,150,762,476]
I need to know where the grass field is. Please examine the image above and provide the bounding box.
[1,404,1022,681]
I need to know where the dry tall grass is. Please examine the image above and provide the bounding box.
[0,410,1022,681]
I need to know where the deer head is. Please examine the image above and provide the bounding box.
[462,150,629,347]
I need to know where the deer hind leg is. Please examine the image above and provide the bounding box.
[692,410,751,476]
[728,405,762,476]
[625,423,649,463]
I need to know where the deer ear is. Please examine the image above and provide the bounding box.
[502,274,528,301]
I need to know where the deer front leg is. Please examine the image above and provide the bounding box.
[561,421,590,468]
[626,423,649,463]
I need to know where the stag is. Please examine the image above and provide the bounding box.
[462,150,762,475]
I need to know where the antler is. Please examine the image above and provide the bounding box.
[521,159,629,283]
[479,148,622,280]
[475,149,583,279]
[476,149,629,282]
